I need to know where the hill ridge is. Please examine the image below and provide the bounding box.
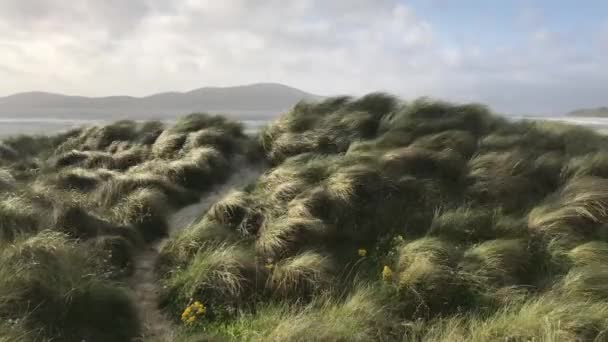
[0,83,320,120]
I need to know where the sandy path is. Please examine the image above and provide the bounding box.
[129,159,266,341]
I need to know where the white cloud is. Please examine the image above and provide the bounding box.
[0,0,606,114]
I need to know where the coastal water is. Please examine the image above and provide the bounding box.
[512,115,608,133]
[0,118,269,138]
[1,115,607,139]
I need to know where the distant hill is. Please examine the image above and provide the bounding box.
[0,83,321,120]
[568,107,608,117]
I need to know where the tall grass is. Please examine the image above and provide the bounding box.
[0,113,252,341]
[0,231,140,341]
[160,95,608,341]
[6,94,608,340]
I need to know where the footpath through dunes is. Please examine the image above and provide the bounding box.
[130,157,267,342]
[0,113,267,341]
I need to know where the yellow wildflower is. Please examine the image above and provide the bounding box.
[382,265,393,282]
[358,248,367,257]
[195,302,206,314]
[181,307,191,321]
[181,301,206,324]
[265,263,274,271]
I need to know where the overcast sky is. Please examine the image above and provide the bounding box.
[0,0,607,114]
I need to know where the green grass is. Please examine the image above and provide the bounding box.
[0,113,252,341]
[158,95,608,341]
[6,95,608,340]
[182,285,403,341]
[0,231,140,342]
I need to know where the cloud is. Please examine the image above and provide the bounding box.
[0,0,437,95]
[0,0,163,36]
[0,0,606,114]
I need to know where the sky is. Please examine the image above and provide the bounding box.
[0,0,607,114]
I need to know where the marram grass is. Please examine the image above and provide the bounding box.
[5,95,608,341]
[161,95,608,341]
[0,113,251,341]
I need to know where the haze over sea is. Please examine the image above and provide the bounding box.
[510,116,608,134]
[0,117,269,137]
[1,115,607,139]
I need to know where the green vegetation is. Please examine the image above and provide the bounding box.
[0,114,250,341]
[159,95,608,341]
[5,95,608,341]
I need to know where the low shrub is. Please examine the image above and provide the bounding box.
[112,188,170,242]
[562,152,608,180]
[95,173,198,208]
[152,131,187,159]
[0,113,254,341]
[0,231,140,342]
[459,238,532,286]
[560,264,608,300]
[0,195,40,241]
[420,295,608,341]
[267,251,334,299]
[528,176,608,238]
[410,129,477,158]
[428,207,495,242]
[567,241,608,267]
[394,238,474,317]
[160,243,259,319]
[196,285,402,342]
[11,95,605,340]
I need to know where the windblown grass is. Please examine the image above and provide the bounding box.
[6,94,608,340]
[0,231,140,341]
[184,285,403,341]
[160,94,608,341]
[0,113,251,341]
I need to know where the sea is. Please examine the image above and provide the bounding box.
[0,118,269,138]
[510,115,608,134]
[0,115,607,139]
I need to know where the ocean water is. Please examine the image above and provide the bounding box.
[0,118,269,138]
[512,115,608,134]
[1,115,607,139]
[0,118,100,137]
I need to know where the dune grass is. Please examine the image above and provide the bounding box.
[0,231,140,342]
[5,94,608,340]
[158,95,608,341]
[0,114,252,341]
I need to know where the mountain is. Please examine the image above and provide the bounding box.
[568,107,608,117]
[0,83,320,120]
